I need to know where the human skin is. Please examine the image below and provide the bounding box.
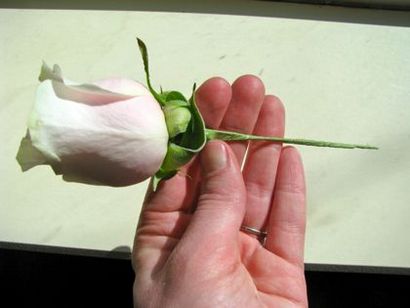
[132,75,308,307]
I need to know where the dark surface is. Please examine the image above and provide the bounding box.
[306,270,410,307]
[265,0,410,11]
[1,242,409,307]
[2,0,410,11]
[1,0,410,27]
[0,245,134,308]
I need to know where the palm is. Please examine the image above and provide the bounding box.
[133,76,307,307]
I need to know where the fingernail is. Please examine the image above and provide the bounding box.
[202,141,227,172]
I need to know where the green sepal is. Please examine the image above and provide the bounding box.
[137,38,166,106]
[160,143,196,172]
[164,100,190,108]
[152,169,177,191]
[163,104,192,138]
[152,84,207,190]
[178,84,206,150]
[161,91,193,147]
[162,91,188,103]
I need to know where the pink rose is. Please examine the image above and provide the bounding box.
[16,63,169,186]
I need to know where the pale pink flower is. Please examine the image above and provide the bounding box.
[16,64,169,186]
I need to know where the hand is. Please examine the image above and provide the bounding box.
[132,75,307,307]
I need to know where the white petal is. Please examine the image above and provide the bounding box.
[93,78,151,97]
[27,79,169,186]
[39,62,136,105]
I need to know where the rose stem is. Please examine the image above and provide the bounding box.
[205,129,378,150]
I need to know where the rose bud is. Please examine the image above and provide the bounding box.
[16,63,169,187]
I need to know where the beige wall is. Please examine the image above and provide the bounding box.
[1,7,409,267]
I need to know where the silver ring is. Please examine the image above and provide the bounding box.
[240,225,267,242]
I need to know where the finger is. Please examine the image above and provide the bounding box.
[142,170,196,213]
[219,75,265,164]
[195,77,232,129]
[134,174,194,276]
[182,141,246,245]
[242,95,285,230]
[265,146,306,268]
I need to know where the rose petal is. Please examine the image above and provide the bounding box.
[93,78,151,97]
[19,73,169,186]
[39,62,136,105]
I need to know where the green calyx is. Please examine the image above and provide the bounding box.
[152,86,207,190]
[137,39,206,190]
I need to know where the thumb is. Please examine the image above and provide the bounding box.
[184,141,246,243]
